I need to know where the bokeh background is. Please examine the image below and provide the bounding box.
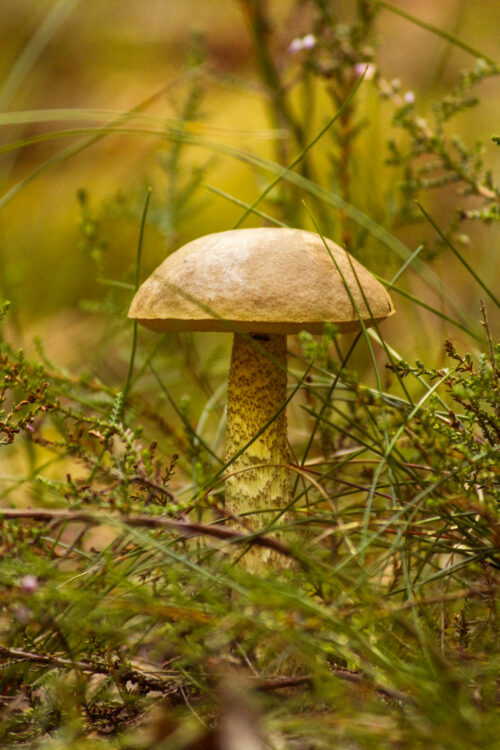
[0,0,499,367]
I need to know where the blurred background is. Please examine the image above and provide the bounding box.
[1,6,499,744]
[0,0,498,369]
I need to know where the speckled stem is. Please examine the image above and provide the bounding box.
[225,332,291,568]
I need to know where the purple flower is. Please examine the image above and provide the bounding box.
[288,38,303,54]
[288,34,317,54]
[301,34,317,50]
[20,575,39,594]
[354,63,376,80]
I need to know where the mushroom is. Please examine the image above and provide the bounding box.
[129,228,394,568]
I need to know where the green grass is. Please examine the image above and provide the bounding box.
[0,2,499,748]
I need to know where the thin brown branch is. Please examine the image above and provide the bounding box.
[254,668,410,704]
[0,507,292,557]
[327,663,411,704]
[480,300,499,390]
[290,463,395,501]
[0,644,180,695]
[0,646,410,704]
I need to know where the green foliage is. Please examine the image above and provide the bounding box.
[0,1,499,748]
[76,189,108,273]
[386,56,499,251]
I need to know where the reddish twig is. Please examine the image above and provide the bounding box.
[0,507,292,557]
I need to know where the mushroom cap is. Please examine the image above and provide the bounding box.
[128,228,395,334]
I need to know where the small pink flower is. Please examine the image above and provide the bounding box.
[404,91,415,104]
[288,34,317,54]
[20,575,39,594]
[288,38,303,54]
[25,423,35,432]
[354,63,376,80]
[301,34,317,50]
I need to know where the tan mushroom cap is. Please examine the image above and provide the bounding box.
[129,228,395,335]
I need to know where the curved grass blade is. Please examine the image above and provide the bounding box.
[209,186,480,341]
[0,0,82,111]
[0,107,286,139]
[416,200,500,309]
[149,363,223,465]
[233,66,368,228]
[0,110,483,336]
[123,186,152,408]
[378,2,497,66]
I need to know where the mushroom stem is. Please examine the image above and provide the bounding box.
[225,332,291,567]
